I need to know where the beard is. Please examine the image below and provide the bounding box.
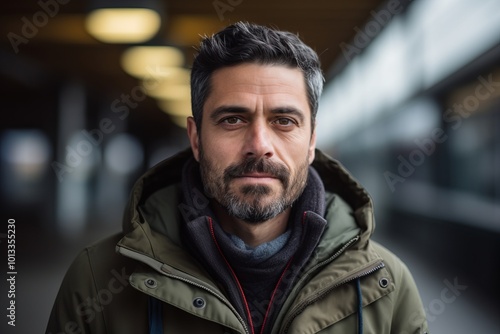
[198,145,310,224]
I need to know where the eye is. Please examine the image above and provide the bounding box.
[273,118,296,127]
[220,116,244,125]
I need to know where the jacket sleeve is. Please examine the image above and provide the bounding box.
[46,248,108,334]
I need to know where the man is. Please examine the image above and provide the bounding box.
[47,22,428,334]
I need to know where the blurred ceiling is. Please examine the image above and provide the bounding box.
[0,0,385,132]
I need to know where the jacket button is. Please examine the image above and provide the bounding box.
[144,278,157,289]
[193,297,206,309]
[379,277,389,288]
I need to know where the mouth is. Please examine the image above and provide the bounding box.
[239,173,278,179]
[233,173,280,185]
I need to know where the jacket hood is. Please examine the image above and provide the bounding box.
[311,149,375,246]
[122,148,375,246]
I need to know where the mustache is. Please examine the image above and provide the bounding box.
[224,157,289,185]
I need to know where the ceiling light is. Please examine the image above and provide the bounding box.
[121,46,184,78]
[85,8,161,43]
[145,83,190,100]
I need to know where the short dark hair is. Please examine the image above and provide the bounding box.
[190,21,324,132]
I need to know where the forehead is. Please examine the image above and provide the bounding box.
[205,63,309,108]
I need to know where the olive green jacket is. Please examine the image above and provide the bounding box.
[47,149,429,334]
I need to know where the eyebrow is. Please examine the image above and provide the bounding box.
[209,105,306,123]
[209,106,250,122]
[270,107,305,124]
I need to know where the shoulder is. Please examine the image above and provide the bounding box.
[81,233,124,263]
[63,233,135,288]
[66,234,123,273]
[369,240,417,288]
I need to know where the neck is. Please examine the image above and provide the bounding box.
[212,202,291,248]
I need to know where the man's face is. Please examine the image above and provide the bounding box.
[187,63,316,223]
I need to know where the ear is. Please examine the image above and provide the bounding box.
[187,116,200,161]
[308,127,317,164]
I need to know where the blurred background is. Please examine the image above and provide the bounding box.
[0,0,499,332]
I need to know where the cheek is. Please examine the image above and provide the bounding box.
[200,138,231,171]
[287,137,313,159]
[203,130,242,157]
[283,141,313,175]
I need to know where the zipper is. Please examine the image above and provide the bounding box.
[296,235,360,286]
[117,246,250,334]
[280,235,385,333]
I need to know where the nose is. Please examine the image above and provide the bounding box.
[243,120,274,159]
